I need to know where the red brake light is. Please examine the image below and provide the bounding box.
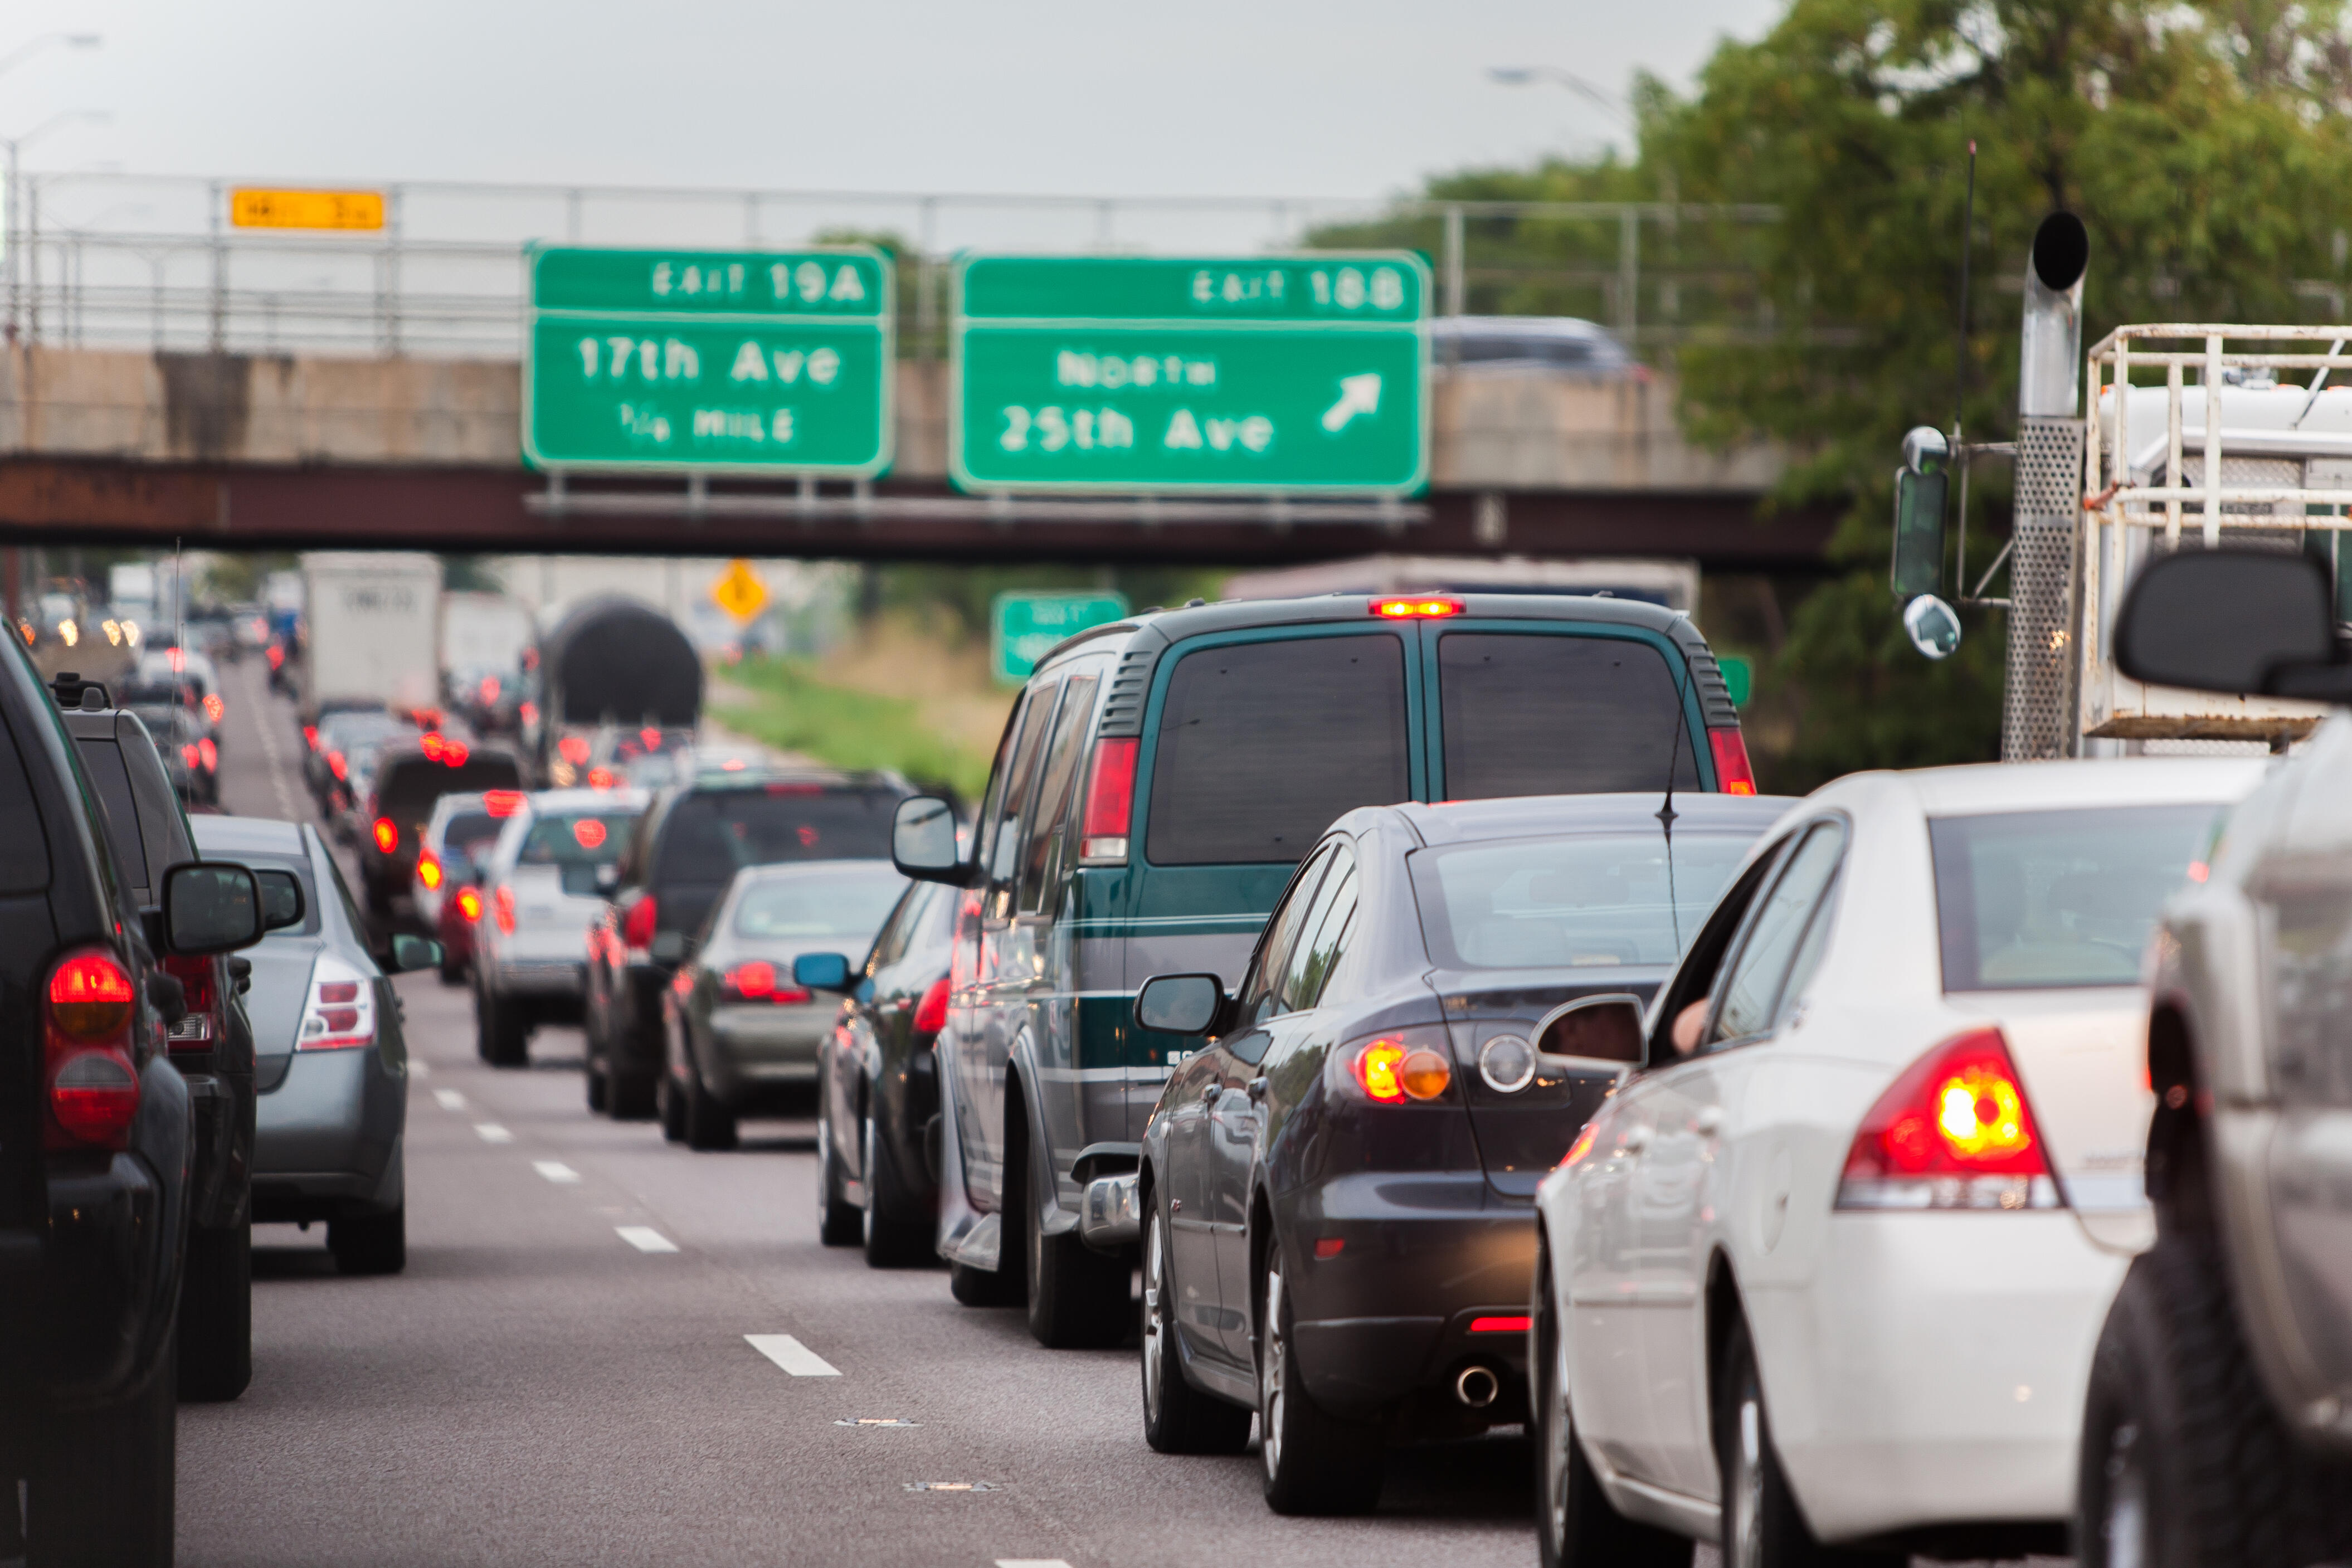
[303,724,319,749]
[480,676,500,704]
[558,736,590,764]
[182,743,200,768]
[271,646,286,670]
[1080,737,1138,864]
[45,951,140,1150]
[622,894,658,951]
[299,957,376,1050]
[456,887,483,922]
[720,962,812,1004]
[494,885,517,935]
[421,733,445,761]
[1561,1121,1601,1170]
[417,850,443,890]
[1370,595,1464,619]
[49,951,136,1038]
[1469,1316,1531,1334]
[913,975,950,1035]
[640,727,661,749]
[519,701,538,725]
[198,736,217,771]
[165,647,184,673]
[203,693,225,723]
[573,818,607,849]
[587,767,615,790]
[1341,1030,1453,1104]
[328,749,347,781]
[1837,1028,2061,1210]
[484,789,524,817]
[1709,728,1757,796]
[372,817,398,854]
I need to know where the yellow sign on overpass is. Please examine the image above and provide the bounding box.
[230,188,386,231]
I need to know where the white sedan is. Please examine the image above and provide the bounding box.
[1528,757,2266,1567]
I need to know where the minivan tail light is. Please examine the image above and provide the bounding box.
[1709,729,1757,796]
[913,975,951,1035]
[1837,1028,2062,1211]
[1370,595,1464,619]
[298,955,377,1050]
[45,950,140,1150]
[1079,737,1138,865]
[622,894,658,952]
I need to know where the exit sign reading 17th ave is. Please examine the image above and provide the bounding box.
[949,254,1428,495]
[524,246,893,476]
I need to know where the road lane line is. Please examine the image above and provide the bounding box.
[434,1089,466,1111]
[409,1059,430,1078]
[533,1161,581,1184]
[473,1123,514,1143]
[745,1334,839,1376]
[996,1560,1073,1567]
[616,1226,679,1253]
[246,667,300,821]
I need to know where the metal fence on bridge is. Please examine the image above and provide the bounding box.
[1,168,1786,361]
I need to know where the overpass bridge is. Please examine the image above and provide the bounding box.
[0,172,1832,566]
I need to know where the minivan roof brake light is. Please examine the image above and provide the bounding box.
[1370,595,1464,619]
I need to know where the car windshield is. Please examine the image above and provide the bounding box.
[1930,803,2227,991]
[1409,829,1760,969]
[732,864,908,940]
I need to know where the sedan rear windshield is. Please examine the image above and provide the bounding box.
[519,811,637,866]
[1931,804,2226,991]
[1410,830,1757,970]
[655,787,898,884]
[732,864,908,940]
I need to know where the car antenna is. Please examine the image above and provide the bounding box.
[1657,658,1691,950]
[173,537,187,731]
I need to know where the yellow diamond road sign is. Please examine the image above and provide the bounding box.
[712,561,768,624]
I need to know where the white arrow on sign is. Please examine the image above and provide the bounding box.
[1320,373,1383,433]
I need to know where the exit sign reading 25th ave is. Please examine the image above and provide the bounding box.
[950,254,1429,495]
[523,246,893,476]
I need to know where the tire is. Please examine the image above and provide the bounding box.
[1717,1318,1899,1568]
[28,1337,175,1566]
[949,1258,1021,1306]
[329,1201,407,1276]
[177,1219,254,1403]
[683,1049,739,1152]
[607,1069,657,1121]
[437,953,465,987]
[1534,1239,1687,1567]
[1017,1100,1129,1349]
[1259,1245,1384,1515]
[815,1114,861,1246]
[479,986,529,1069]
[657,1072,686,1143]
[861,1106,932,1268]
[586,1061,609,1114]
[1142,1202,1252,1455]
[2078,1232,2352,1568]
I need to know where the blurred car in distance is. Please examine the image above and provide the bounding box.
[471,788,647,1067]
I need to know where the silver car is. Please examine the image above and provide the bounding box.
[190,815,434,1275]
[473,788,646,1067]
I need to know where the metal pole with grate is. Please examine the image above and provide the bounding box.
[2003,416,2086,759]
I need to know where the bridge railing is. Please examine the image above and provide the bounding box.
[2,169,1788,361]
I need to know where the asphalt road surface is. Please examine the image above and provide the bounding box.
[176,658,1550,1568]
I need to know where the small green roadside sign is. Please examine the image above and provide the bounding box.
[1719,655,1753,706]
[951,254,1428,495]
[991,591,1131,685]
[524,246,893,475]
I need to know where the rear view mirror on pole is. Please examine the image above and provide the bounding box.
[162,861,264,955]
[1532,994,1648,1075]
[892,796,968,884]
[792,952,854,993]
[253,868,306,932]
[2115,549,2345,698]
[1134,973,1228,1038]
[1891,426,1952,602]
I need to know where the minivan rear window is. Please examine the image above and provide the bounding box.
[656,787,897,884]
[1438,633,1701,800]
[1146,634,1409,866]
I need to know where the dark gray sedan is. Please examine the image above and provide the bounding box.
[191,815,439,1274]
[659,859,907,1150]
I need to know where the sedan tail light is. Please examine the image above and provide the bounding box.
[45,951,140,1150]
[720,962,812,1005]
[372,817,398,854]
[494,884,517,935]
[1333,1028,1455,1104]
[328,749,347,780]
[1837,1027,2063,1211]
[621,894,658,952]
[298,955,376,1051]
[1079,737,1138,865]
[417,849,444,890]
[456,887,484,923]
[912,975,950,1035]
[1708,729,1757,796]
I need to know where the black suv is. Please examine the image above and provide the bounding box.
[585,770,910,1117]
[0,646,267,1564]
[358,742,525,918]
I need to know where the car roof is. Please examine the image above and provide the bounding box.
[1824,757,2273,817]
[189,814,306,855]
[526,788,649,811]
[731,858,903,883]
[1377,791,1799,849]
[676,768,904,795]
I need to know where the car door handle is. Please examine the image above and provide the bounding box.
[1693,1106,1725,1137]
[1246,1077,1268,1105]
[1200,1080,1221,1106]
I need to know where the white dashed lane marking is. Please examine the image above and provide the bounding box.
[408,1059,430,1079]
[996,1560,1073,1566]
[433,1089,466,1111]
[745,1334,839,1376]
[532,1161,581,1184]
[616,1226,679,1253]
[473,1123,514,1144]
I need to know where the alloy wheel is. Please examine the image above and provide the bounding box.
[1143,1213,1171,1423]
[1260,1266,1287,1483]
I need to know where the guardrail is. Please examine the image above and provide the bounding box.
[2,169,1785,361]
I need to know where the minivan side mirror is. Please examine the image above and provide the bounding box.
[254,868,306,932]
[162,861,264,955]
[1134,972,1231,1038]
[2114,549,2345,698]
[892,795,970,885]
[388,934,444,974]
[1533,994,1647,1076]
[792,952,854,993]
[593,861,621,894]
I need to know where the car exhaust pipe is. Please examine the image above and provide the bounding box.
[1454,1365,1499,1409]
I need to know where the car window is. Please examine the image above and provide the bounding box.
[314,834,370,943]
[0,708,51,894]
[1282,845,1358,1011]
[1146,634,1408,866]
[519,809,639,892]
[971,697,1034,886]
[732,865,908,941]
[74,736,150,898]
[869,882,936,973]
[1930,804,2223,991]
[1710,822,1846,1045]
[1238,844,1336,1026]
[440,811,503,862]
[1017,674,1098,916]
[1438,633,1701,801]
[1410,830,1757,971]
[986,679,1063,904]
[655,786,898,884]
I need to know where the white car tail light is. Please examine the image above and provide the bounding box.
[1836,1026,2063,1211]
[298,953,376,1051]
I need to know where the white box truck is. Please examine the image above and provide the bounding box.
[299,553,442,721]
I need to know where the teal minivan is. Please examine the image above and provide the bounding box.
[880,591,1755,1347]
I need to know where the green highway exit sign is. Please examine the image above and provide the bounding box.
[950,255,1428,495]
[991,591,1131,684]
[524,246,893,475]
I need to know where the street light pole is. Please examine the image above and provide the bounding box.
[2,110,111,342]
[0,34,103,342]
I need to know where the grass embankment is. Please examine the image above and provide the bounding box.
[712,617,1014,800]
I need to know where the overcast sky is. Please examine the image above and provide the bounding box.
[4,1,1783,206]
